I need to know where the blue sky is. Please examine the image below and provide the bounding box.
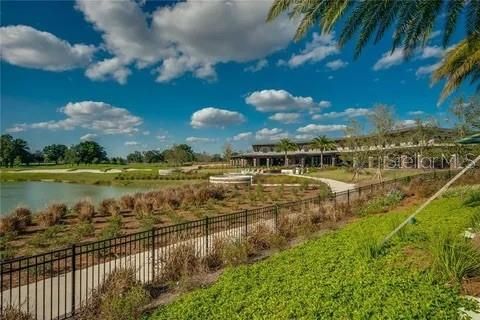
[0,0,475,156]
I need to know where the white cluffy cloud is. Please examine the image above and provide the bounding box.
[244,59,268,72]
[190,107,245,128]
[373,45,447,71]
[232,132,253,141]
[373,48,405,71]
[395,119,417,128]
[186,136,216,143]
[325,59,348,70]
[7,101,143,135]
[269,112,300,123]
[284,32,339,68]
[312,108,372,120]
[408,110,425,116]
[125,141,139,146]
[80,133,97,141]
[255,128,289,141]
[245,89,330,112]
[415,62,441,77]
[75,0,296,83]
[0,25,96,71]
[297,124,346,134]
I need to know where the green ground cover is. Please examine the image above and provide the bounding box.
[150,192,479,319]
[308,168,428,184]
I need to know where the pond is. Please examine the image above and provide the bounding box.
[1,181,150,214]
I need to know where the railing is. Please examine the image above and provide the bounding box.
[0,171,456,319]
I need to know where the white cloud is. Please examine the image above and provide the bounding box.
[418,46,445,59]
[80,133,97,141]
[232,132,253,141]
[373,48,405,70]
[7,101,143,134]
[428,30,441,40]
[142,131,150,136]
[286,32,338,68]
[408,110,425,116]
[76,0,296,83]
[294,134,314,140]
[245,89,329,112]
[312,108,372,120]
[244,59,268,72]
[0,25,96,71]
[415,62,441,77]
[255,128,289,141]
[156,135,167,141]
[325,59,348,70]
[190,107,245,128]
[328,75,334,80]
[5,126,26,133]
[125,141,139,146]
[269,112,300,124]
[395,119,417,128]
[186,136,216,143]
[297,124,346,134]
[85,57,131,84]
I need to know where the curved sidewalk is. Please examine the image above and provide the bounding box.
[289,174,355,193]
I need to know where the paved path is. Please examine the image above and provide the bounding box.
[289,174,355,193]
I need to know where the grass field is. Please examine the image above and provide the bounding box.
[307,168,429,184]
[149,190,480,319]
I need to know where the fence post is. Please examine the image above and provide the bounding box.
[71,244,76,316]
[347,189,350,206]
[205,216,209,256]
[333,192,337,210]
[274,205,279,231]
[151,228,156,281]
[244,209,248,238]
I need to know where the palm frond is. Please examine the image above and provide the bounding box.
[266,0,297,22]
[443,0,466,46]
[466,0,480,36]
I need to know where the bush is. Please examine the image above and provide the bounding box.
[464,191,480,208]
[247,224,274,252]
[202,239,225,271]
[36,211,58,227]
[119,194,135,211]
[74,199,96,222]
[1,306,34,320]
[98,199,120,216]
[431,233,480,283]
[160,242,202,283]
[77,269,150,320]
[0,215,19,235]
[221,240,252,266]
[357,190,404,216]
[46,203,68,221]
[12,207,32,230]
[99,216,123,240]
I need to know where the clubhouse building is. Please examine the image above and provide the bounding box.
[230,127,470,169]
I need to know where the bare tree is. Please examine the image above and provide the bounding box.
[369,104,395,182]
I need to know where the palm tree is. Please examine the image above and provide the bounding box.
[432,36,480,102]
[276,138,298,166]
[267,0,480,101]
[310,135,336,168]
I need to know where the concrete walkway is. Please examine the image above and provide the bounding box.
[289,174,355,193]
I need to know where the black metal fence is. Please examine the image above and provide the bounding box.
[0,171,456,319]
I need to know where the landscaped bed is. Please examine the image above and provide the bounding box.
[148,187,480,319]
[0,180,330,258]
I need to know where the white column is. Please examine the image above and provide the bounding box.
[253,158,257,167]
[368,156,374,168]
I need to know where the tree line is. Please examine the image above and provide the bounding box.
[0,135,231,167]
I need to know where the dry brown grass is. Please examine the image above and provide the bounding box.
[119,194,135,211]
[36,203,67,228]
[76,268,150,320]
[13,207,32,229]
[1,305,34,320]
[247,224,274,252]
[0,215,19,235]
[98,198,121,216]
[202,238,226,271]
[159,242,202,283]
[73,199,96,222]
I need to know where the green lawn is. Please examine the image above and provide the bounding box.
[150,192,478,319]
[307,168,428,184]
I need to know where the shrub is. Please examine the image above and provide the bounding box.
[431,233,480,283]
[464,191,480,208]
[202,239,225,271]
[0,215,19,235]
[160,242,202,283]
[119,194,135,211]
[37,210,58,227]
[276,215,297,240]
[221,240,252,266]
[133,197,154,217]
[74,199,96,222]
[46,203,68,221]
[1,306,34,320]
[73,221,95,241]
[360,237,386,259]
[98,199,120,216]
[357,190,404,216]
[99,216,123,240]
[77,269,150,320]
[247,224,273,252]
[12,207,32,229]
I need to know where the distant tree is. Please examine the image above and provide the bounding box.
[342,119,369,181]
[163,144,196,165]
[450,95,480,137]
[64,146,80,165]
[369,104,395,181]
[0,134,15,167]
[143,150,164,163]
[43,144,68,164]
[127,151,144,163]
[223,143,233,162]
[75,141,107,164]
[211,154,223,162]
[176,144,196,162]
[32,150,45,163]
[276,138,298,166]
[0,135,31,167]
[310,135,336,168]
